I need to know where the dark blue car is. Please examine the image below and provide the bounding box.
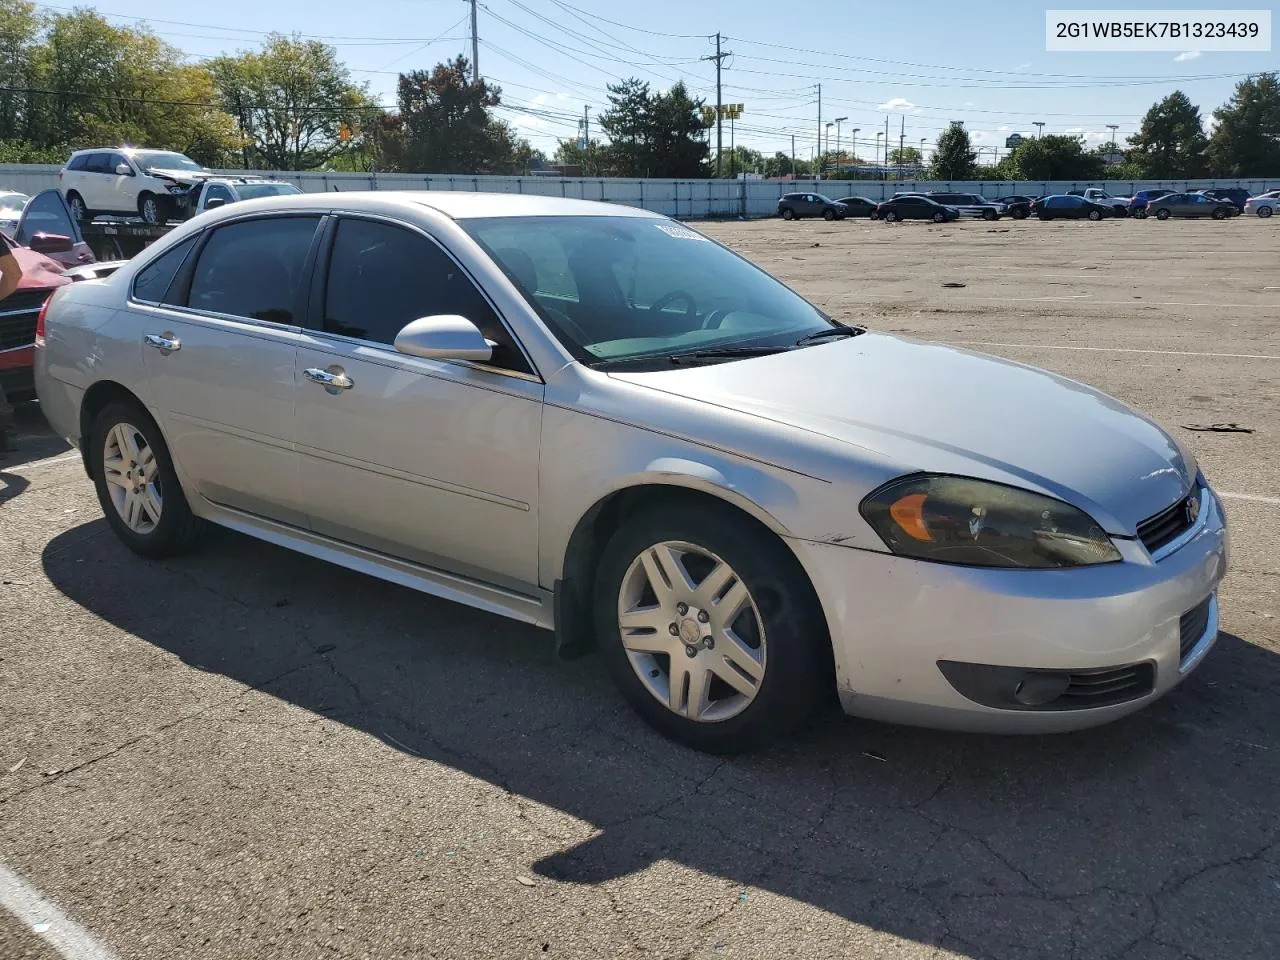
[1128,189,1174,218]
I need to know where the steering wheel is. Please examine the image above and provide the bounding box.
[649,290,697,319]
[542,303,592,344]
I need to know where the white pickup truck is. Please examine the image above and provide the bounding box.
[1068,188,1131,217]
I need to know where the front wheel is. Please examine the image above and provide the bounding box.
[1155,208,1171,220]
[1088,209,1103,221]
[594,504,830,754]
[884,210,899,222]
[65,191,87,222]
[982,209,997,221]
[90,400,205,558]
[1011,207,1027,220]
[781,208,794,220]
[823,209,835,221]
[932,211,945,223]
[1259,206,1274,218]
[138,193,166,225]
[1212,207,1227,220]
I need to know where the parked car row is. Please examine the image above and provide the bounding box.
[779,187,1273,224]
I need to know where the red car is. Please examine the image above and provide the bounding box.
[1,191,97,405]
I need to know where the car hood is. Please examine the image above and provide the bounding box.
[143,166,213,184]
[6,243,71,290]
[610,333,1194,534]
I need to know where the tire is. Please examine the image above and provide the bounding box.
[781,208,794,220]
[89,400,205,558]
[1259,206,1274,218]
[1212,207,1227,220]
[1011,207,1027,220]
[932,211,945,223]
[65,191,87,222]
[138,193,165,225]
[1113,207,1128,218]
[823,209,835,221]
[1088,209,1102,221]
[982,209,997,221]
[594,503,830,754]
[884,210,899,222]
[1155,208,1171,220]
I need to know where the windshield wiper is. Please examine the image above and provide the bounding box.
[667,345,793,365]
[794,325,865,346]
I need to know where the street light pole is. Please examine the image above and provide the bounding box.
[850,127,860,168]
[875,132,884,173]
[825,121,834,175]
[919,137,927,170]
[833,116,847,175]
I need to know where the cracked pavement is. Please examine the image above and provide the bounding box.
[2,219,1279,959]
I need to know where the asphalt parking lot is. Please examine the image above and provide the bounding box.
[1,215,1277,960]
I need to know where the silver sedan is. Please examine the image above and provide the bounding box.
[1244,191,1278,218]
[34,192,1228,753]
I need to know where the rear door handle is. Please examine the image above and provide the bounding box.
[143,333,180,353]
[303,367,354,391]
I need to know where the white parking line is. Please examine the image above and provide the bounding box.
[1219,492,1280,505]
[4,451,80,473]
[949,341,1280,361]
[0,860,119,960]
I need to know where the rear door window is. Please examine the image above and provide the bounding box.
[15,189,81,246]
[84,153,113,174]
[185,216,321,324]
[67,154,89,172]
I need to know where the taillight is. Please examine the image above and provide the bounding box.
[35,294,52,347]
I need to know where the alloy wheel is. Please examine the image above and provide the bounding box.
[616,541,766,723]
[102,421,162,534]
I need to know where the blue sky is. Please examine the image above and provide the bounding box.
[40,0,1278,162]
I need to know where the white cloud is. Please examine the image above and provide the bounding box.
[1014,62,1031,72]
[963,101,975,107]
[877,97,916,111]
[1174,50,1202,62]
[1063,126,1084,135]
[997,125,1010,132]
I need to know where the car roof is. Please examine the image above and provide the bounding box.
[193,190,665,221]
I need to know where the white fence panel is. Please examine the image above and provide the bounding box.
[3,163,1277,219]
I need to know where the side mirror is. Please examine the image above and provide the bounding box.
[29,232,74,254]
[205,197,226,209]
[115,163,133,176]
[393,315,494,363]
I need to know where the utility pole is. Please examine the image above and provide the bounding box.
[790,134,795,178]
[898,115,905,181]
[1034,121,1045,139]
[1106,123,1119,161]
[815,83,822,180]
[470,0,479,81]
[702,34,730,177]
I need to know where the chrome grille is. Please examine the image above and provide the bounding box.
[1137,487,1198,555]
[0,289,50,351]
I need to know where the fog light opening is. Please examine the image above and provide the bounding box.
[1012,672,1071,707]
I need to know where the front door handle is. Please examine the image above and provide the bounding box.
[143,333,181,353]
[303,366,354,391]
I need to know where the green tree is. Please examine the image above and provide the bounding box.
[929,122,976,179]
[719,145,761,177]
[1126,91,1208,178]
[598,78,651,176]
[377,56,526,174]
[553,137,607,175]
[646,81,709,178]
[210,34,375,170]
[1207,73,1280,176]
[888,146,922,166]
[1001,134,1105,181]
[0,0,41,143]
[762,151,811,178]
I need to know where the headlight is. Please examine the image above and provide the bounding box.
[860,475,1121,568]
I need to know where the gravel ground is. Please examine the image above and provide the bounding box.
[1,215,1277,960]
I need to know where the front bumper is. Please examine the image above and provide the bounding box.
[789,485,1228,733]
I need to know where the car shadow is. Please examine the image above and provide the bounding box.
[0,400,71,472]
[41,523,1280,958]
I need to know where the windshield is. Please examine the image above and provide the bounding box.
[131,151,203,171]
[235,182,302,200]
[463,216,839,368]
[0,193,29,212]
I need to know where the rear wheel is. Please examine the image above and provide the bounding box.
[781,208,794,220]
[1088,209,1102,221]
[1155,208,1171,220]
[594,504,830,754]
[65,191,87,222]
[1011,207,1027,220]
[90,400,205,558]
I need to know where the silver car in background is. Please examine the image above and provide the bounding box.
[1243,190,1278,218]
[34,192,1227,753]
